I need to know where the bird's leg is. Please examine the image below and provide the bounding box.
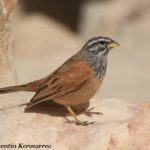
[65,105,81,125]
[65,105,94,126]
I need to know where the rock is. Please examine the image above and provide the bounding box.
[0,96,149,150]
[0,0,17,87]
[79,0,150,37]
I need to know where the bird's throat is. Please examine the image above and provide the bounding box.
[90,55,107,79]
[80,51,107,79]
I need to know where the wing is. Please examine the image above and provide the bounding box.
[25,56,93,109]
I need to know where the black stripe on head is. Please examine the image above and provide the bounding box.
[84,36,112,48]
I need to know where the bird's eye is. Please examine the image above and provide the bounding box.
[100,41,105,45]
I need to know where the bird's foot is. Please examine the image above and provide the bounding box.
[76,120,95,126]
[84,107,103,117]
[65,117,95,126]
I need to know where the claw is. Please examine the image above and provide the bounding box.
[84,107,103,117]
[65,120,74,124]
[77,121,95,126]
[64,117,95,126]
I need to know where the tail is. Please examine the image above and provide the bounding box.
[0,77,47,94]
[0,84,30,94]
[0,102,28,111]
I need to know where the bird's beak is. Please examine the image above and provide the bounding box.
[107,41,120,49]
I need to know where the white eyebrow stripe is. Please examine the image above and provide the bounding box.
[87,38,105,46]
[104,39,111,42]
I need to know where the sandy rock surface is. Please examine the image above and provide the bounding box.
[0,95,150,150]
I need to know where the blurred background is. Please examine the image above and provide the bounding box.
[12,0,150,102]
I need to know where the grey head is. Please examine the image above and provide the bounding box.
[81,36,119,56]
[80,36,119,79]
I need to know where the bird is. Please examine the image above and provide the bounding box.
[0,36,119,125]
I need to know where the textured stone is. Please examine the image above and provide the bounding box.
[0,0,17,87]
[0,96,150,150]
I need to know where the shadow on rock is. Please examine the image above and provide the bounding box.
[25,100,90,117]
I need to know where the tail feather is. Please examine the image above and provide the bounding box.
[0,102,28,111]
[0,77,47,94]
[0,85,29,94]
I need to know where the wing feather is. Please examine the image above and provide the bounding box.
[26,57,93,109]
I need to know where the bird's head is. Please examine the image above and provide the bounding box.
[82,36,119,57]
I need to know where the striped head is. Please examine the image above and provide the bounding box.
[80,36,119,79]
[82,36,119,57]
